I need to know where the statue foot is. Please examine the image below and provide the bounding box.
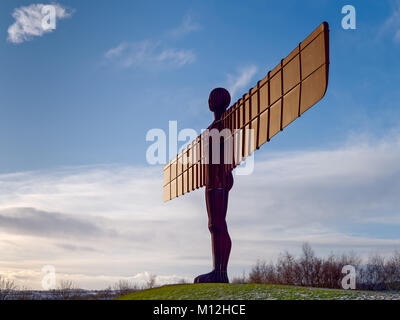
[194,270,229,284]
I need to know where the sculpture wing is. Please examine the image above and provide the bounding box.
[163,22,330,202]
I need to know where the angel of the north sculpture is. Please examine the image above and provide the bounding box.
[163,22,330,283]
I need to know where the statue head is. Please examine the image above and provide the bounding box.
[208,88,231,120]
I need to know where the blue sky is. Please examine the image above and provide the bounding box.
[1,1,400,289]
[1,0,399,173]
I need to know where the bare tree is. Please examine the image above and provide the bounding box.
[146,274,157,289]
[248,260,276,284]
[247,244,376,290]
[56,280,79,300]
[385,251,400,291]
[0,275,18,300]
[113,280,138,296]
[276,252,296,285]
[298,243,316,286]
[365,254,386,290]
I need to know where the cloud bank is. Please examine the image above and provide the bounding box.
[105,40,196,69]
[0,207,114,239]
[1,130,400,289]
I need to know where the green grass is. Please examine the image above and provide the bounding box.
[117,283,400,300]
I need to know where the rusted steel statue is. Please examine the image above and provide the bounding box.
[163,22,330,283]
[194,88,233,283]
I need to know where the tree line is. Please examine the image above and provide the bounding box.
[233,243,400,291]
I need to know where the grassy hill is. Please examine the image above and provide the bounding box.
[117,283,400,300]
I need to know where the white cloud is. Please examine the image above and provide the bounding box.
[1,131,400,289]
[104,14,199,70]
[396,30,400,42]
[7,3,73,44]
[1,268,189,290]
[227,65,258,99]
[157,48,196,66]
[168,14,201,38]
[381,0,400,43]
[105,40,196,69]
[104,42,129,59]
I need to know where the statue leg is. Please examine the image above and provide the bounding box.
[194,188,231,283]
